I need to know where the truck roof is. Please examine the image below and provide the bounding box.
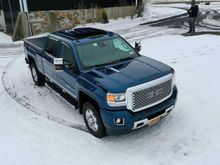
[52,28,114,41]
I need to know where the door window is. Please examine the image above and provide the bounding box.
[60,43,77,70]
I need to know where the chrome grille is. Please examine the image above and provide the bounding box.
[131,78,172,111]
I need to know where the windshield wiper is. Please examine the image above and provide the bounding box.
[108,56,135,65]
[91,63,108,68]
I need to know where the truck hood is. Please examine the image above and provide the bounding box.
[82,56,173,93]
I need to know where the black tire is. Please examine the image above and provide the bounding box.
[30,62,45,86]
[83,102,106,138]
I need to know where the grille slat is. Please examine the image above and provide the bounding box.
[131,78,172,111]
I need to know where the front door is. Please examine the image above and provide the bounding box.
[55,42,78,98]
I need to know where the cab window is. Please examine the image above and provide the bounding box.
[46,38,59,57]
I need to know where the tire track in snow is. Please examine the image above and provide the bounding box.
[0,43,24,58]
[2,8,219,135]
[2,57,89,133]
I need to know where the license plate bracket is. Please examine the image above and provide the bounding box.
[148,116,160,126]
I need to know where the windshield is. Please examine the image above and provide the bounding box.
[76,37,139,69]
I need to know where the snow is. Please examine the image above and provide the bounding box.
[77,5,185,32]
[0,32,12,43]
[0,4,220,165]
[203,16,220,27]
[161,3,220,11]
[143,5,185,20]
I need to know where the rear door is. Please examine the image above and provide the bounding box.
[55,42,78,98]
[43,37,60,81]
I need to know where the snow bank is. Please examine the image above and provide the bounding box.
[0,32,12,43]
[77,5,185,32]
[143,5,186,20]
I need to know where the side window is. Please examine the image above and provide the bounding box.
[60,43,76,67]
[46,38,59,57]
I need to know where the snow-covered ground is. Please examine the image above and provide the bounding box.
[0,33,12,43]
[0,4,220,165]
[78,5,186,32]
[143,4,185,19]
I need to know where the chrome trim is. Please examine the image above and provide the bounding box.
[133,118,148,130]
[132,105,174,130]
[85,108,98,132]
[110,67,120,73]
[126,74,173,112]
[106,93,126,107]
[45,84,77,110]
[45,73,77,99]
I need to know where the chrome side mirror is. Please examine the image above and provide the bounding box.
[54,58,64,71]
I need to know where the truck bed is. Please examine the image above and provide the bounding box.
[25,36,47,50]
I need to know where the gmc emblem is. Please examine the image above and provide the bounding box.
[146,88,163,99]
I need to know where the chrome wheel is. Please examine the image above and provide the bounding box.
[31,66,38,82]
[30,63,45,86]
[85,109,98,132]
[83,102,105,138]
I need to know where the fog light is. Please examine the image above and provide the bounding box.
[114,118,125,125]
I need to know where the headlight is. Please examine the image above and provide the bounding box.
[107,93,126,106]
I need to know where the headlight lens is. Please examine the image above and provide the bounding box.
[107,93,126,106]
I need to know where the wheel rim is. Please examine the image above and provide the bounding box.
[85,109,98,132]
[32,66,38,82]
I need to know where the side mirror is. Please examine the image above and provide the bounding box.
[72,66,78,73]
[135,41,141,52]
[54,58,64,71]
[63,61,78,73]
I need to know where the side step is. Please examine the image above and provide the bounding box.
[45,80,79,109]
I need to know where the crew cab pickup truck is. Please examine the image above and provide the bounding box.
[24,28,178,138]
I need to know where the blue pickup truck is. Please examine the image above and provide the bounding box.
[24,28,178,138]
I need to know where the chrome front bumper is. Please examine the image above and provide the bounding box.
[132,105,174,130]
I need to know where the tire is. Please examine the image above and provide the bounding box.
[83,102,106,138]
[30,62,45,86]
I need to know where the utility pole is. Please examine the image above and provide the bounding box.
[19,0,24,12]
[21,0,32,36]
[22,0,28,13]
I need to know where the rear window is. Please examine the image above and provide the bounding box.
[27,37,47,49]
[46,38,59,57]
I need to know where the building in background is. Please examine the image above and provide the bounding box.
[0,0,136,33]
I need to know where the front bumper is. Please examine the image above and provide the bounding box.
[100,86,178,135]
